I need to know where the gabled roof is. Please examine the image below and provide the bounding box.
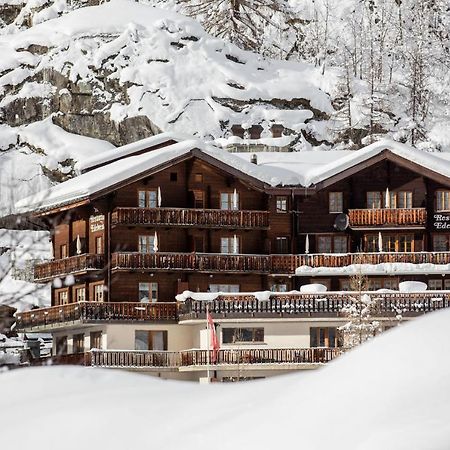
[15,137,450,215]
[76,132,189,172]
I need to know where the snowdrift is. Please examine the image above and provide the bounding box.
[1,309,450,449]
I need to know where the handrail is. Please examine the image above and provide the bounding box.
[15,301,178,330]
[348,208,426,226]
[111,207,269,228]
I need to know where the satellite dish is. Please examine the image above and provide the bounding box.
[334,213,349,231]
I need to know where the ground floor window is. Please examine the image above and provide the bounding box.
[75,287,85,302]
[428,279,450,290]
[90,331,102,349]
[135,330,167,351]
[139,282,158,302]
[222,328,264,344]
[433,234,450,251]
[270,283,287,292]
[310,327,338,348]
[55,336,68,355]
[368,278,399,290]
[73,334,84,353]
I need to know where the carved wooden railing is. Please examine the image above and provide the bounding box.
[179,292,450,319]
[15,301,178,330]
[111,207,269,229]
[112,252,271,273]
[274,252,450,273]
[86,347,343,369]
[34,254,104,282]
[348,208,426,227]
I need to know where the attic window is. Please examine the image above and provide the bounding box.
[170,172,178,182]
[195,173,203,183]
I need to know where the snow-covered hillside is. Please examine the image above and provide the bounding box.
[1,309,450,449]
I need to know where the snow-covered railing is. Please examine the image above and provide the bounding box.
[348,208,426,227]
[86,347,343,369]
[179,292,450,319]
[34,254,104,282]
[15,301,178,331]
[111,207,269,229]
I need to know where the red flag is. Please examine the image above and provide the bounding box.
[207,311,219,364]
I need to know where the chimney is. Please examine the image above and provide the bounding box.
[251,154,258,165]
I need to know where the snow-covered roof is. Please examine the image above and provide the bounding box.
[15,137,450,215]
[76,132,190,172]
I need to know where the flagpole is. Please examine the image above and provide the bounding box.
[206,302,210,383]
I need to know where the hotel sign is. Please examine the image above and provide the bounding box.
[90,215,105,233]
[432,213,450,230]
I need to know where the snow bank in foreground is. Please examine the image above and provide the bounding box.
[1,309,450,449]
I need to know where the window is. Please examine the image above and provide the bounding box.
[437,191,450,211]
[270,284,287,292]
[75,287,85,302]
[93,284,104,302]
[138,190,157,208]
[275,237,289,254]
[433,234,450,251]
[220,192,239,210]
[317,235,347,253]
[276,196,288,213]
[339,279,351,291]
[170,172,178,182]
[139,282,158,303]
[209,284,239,293]
[429,279,443,290]
[139,235,156,253]
[222,328,264,344]
[194,173,203,183]
[329,192,343,213]
[397,191,413,209]
[367,191,382,209]
[221,236,240,254]
[73,334,84,353]
[368,278,398,290]
[365,234,414,252]
[135,330,167,351]
[58,290,68,305]
[60,244,68,259]
[55,336,67,355]
[310,327,338,348]
[445,279,450,290]
[95,236,103,254]
[90,331,102,349]
[192,190,205,208]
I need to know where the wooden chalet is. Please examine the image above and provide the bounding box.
[13,136,450,380]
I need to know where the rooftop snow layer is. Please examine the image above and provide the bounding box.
[15,137,450,214]
[76,131,189,172]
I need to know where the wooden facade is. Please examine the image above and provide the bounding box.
[28,146,450,308]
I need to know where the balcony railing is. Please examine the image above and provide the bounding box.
[111,207,269,229]
[348,208,426,227]
[15,301,178,331]
[86,347,342,369]
[112,252,271,273]
[34,254,104,282]
[179,292,450,319]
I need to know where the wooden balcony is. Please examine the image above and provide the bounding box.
[293,252,450,271]
[179,292,450,319]
[34,254,104,282]
[112,252,271,273]
[86,347,343,370]
[348,208,426,228]
[111,207,269,229]
[15,301,178,331]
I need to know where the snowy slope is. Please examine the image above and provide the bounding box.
[1,309,450,449]
[0,0,336,142]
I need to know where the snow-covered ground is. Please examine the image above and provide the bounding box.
[1,309,449,449]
